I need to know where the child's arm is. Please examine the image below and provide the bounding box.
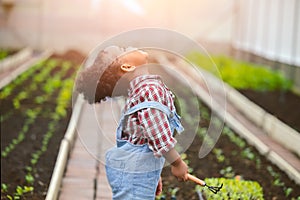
[163,148,189,181]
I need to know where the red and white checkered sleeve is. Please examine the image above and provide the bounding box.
[137,84,177,157]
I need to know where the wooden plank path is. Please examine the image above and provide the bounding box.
[59,100,122,200]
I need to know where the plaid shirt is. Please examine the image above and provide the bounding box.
[122,75,177,157]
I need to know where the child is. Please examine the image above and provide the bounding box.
[76,46,189,200]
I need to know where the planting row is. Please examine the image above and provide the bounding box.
[186,52,300,133]
[186,52,292,91]
[1,51,85,199]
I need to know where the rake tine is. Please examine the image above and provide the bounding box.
[206,183,223,194]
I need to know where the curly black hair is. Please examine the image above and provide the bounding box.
[75,48,128,104]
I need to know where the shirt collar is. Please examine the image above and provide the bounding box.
[129,74,162,92]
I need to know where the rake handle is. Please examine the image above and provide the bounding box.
[187,174,206,186]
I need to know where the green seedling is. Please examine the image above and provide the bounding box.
[1,183,8,193]
[169,187,179,200]
[241,147,256,160]
[220,166,235,179]
[284,187,293,197]
[213,148,225,163]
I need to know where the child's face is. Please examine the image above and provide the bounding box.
[119,50,148,67]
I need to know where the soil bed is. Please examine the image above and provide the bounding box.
[239,90,300,132]
[160,98,300,199]
[1,50,85,199]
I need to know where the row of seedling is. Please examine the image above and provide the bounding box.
[1,57,79,199]
[1,59,72,158]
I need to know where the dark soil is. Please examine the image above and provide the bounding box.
[160,98,300,200]
[239,90,300,132]
[1,50,85,200]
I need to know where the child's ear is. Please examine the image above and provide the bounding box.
[120,64,136,72]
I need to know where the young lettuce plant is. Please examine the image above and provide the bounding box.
[212,148,225,163]
[220,166,235,179]
[201,178,263,200]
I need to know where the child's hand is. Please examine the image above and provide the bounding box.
[163,148,189,181]
[171,158,189,181]
[156,177,163,196]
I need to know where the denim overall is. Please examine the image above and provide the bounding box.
[105,101,184,200]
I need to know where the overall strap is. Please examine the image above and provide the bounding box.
[124,101,173,117]
[117,101,173,140]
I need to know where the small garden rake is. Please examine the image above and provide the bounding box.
[187,174,223,194]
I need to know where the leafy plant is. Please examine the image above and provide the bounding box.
[284,187,293,197]
[241,147,256,160]
[220,166,235,178]
[1,183,8,193]
[0,49,9,60]
[266,165,295,197]
[187,52,292,91]
[213,148,225,163]
[4,185,34,200]
[267,166,281,184]
[201,178,264,200]
[15,185,34,197]
[25,174,34,185]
